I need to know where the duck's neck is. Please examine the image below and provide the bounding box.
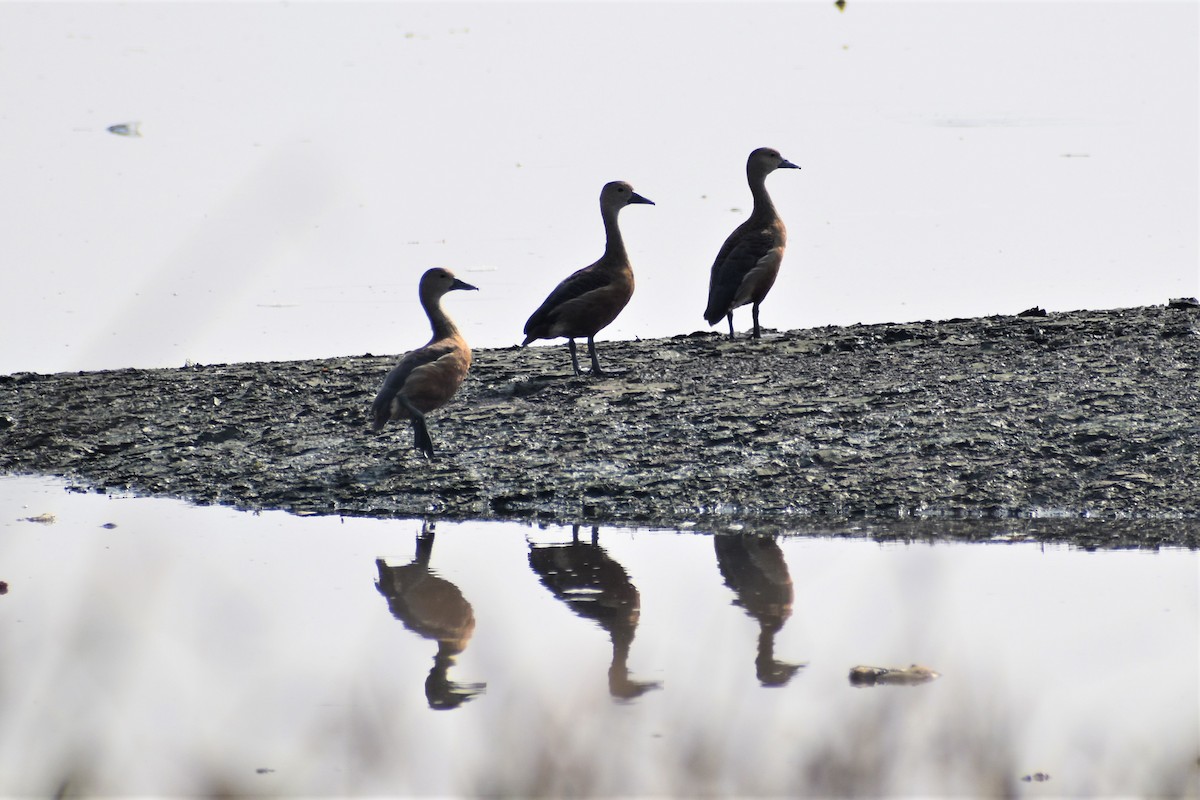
[422,293,459,341]
[600,205,629,264]
[748,167,778,219]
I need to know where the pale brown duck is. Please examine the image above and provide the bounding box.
[522,181,654,376]
[704,147,800,339]
[371,267,476,458]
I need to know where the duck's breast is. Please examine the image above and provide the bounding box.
[401,337,472,413]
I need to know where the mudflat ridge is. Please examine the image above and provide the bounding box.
[2,305,1198,548]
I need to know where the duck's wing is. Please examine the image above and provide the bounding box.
[704,226,778,323]
[523,264,612,340]
[371,340,460,429]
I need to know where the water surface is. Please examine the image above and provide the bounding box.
[1,475,1195,796]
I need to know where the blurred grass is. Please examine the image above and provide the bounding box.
[39,689,1200,798]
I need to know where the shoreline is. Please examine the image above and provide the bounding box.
[3,305,1198,548]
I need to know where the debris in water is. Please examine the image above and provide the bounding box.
[849,664,940,686]
[22,513,56,524]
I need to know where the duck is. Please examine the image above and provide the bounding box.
[522,180,654,376]
[371,267,477,458]
[703,147,800,339]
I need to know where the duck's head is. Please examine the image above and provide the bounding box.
[601,180,655,211]
[420,267,479,297]
[748,147,800,175]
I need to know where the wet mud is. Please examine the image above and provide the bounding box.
[2,305,1198,548]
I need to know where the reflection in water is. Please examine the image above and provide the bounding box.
[375,522,486,710]
[2,470,1196,798]
[528,525,662,701]
[714,533,806,687]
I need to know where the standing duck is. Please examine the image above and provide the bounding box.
[703,147,800,339]
[522,180,654,376]
[372,267,477,458]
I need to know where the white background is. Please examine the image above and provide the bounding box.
[0,2,1195,374]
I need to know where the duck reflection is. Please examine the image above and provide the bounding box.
[714,533,806,687]
[375,522,486,710]
[528,525,661,700]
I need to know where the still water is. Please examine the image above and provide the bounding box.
[1,2,1196,375]
[0,475,1195,797]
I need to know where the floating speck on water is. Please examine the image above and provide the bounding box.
[106,121,142,137]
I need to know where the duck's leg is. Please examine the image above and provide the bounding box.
[567,339,583,376]
[726,312,735,339]
[587,336,605,376]
[751,303,762,340]
[399,396,435,459]
[410,415,434,459]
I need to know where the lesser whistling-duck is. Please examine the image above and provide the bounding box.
[371,267,477,458]
[704,147,800,339]
[522,180,654,376]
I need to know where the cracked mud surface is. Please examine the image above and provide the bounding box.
[2,305,1198,548]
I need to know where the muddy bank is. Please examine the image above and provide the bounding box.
[2,305,1199,548]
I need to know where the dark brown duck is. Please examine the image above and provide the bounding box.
[522,180,654,376]
[704,147,800,339]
